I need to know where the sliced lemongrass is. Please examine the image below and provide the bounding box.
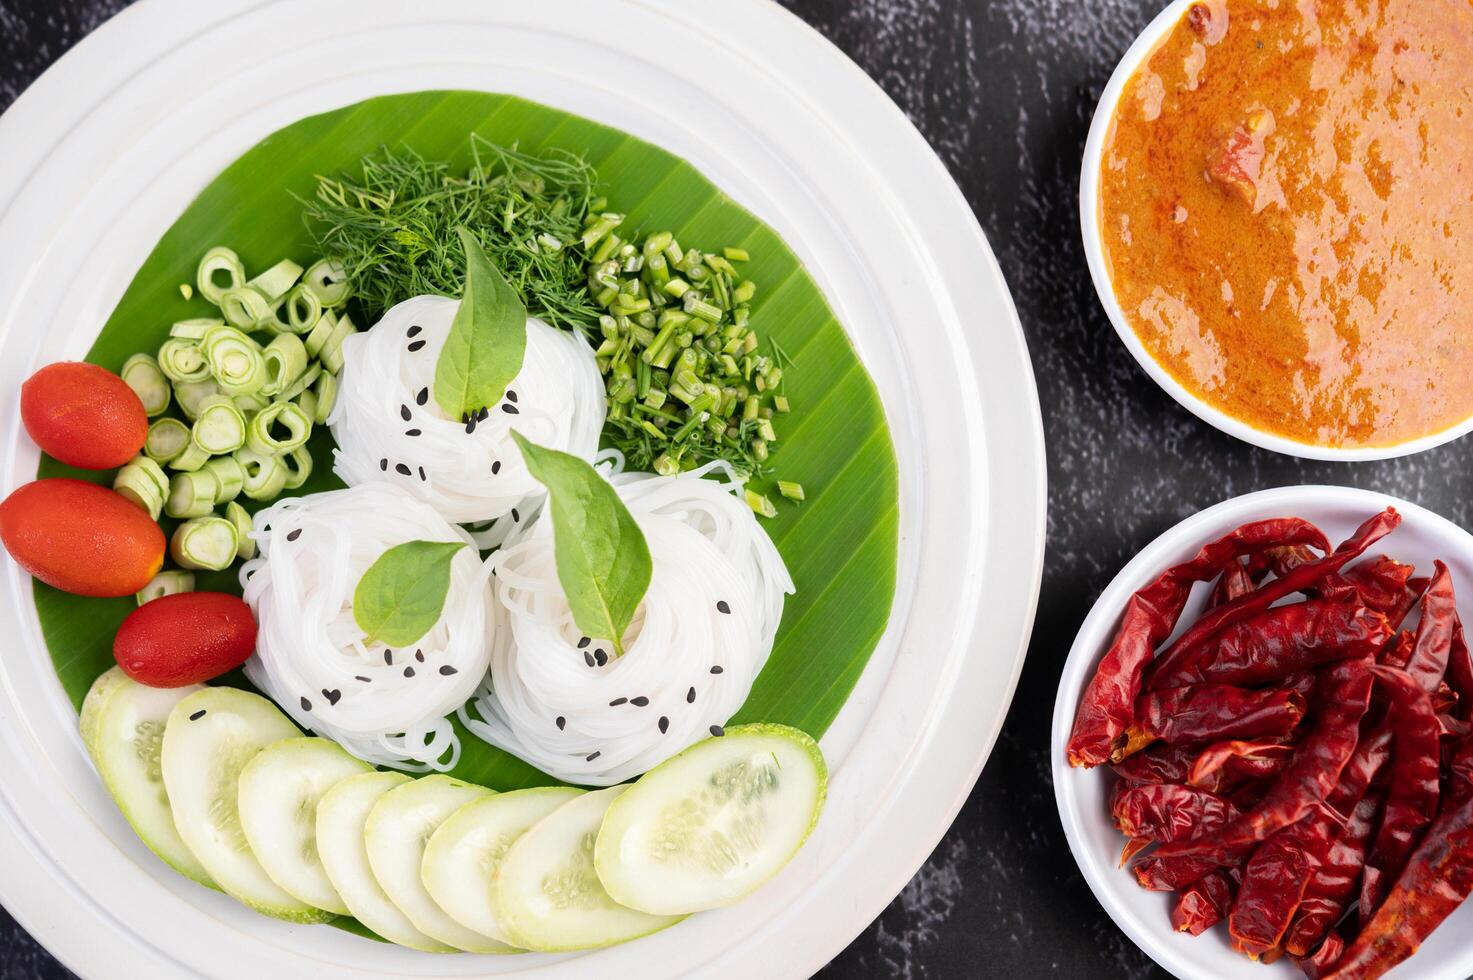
[219,286,274,329]
[303,310,338,358]
[224,501,255,560]
[260,334,308,396]
[120,354,171,417]
[168,442,211,473]
[136,570,195,605]
[165,470,219,519]
[247,258,303,303]
[197,246,244,305]
[203,325,268,394]
[144,418,191,464]
[236,447,288,501]
[246,401,311,455]
[311,371,337,424]
[301,258,349,307]
[204,454,245,504]
[191,395,247,455]
[744,488,776,518]
[113,458,168,519]
[169,317,223,341]
[277,362,321,403]
[280,446,313,491]
[282,285,322,335]
[157,338,210,384]
[174,378,222,421]
[317,314,357,374]
[170,516,239,571]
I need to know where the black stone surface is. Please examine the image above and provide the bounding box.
[4,1,1469,978]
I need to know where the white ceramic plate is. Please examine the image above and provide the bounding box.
[1053,485,1473,980]
[1079,0,1473,462]
[0,1,1045,977]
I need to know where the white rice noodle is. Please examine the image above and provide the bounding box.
[459,463,795,785]
[241,482,494,771]
[329,294,605,548]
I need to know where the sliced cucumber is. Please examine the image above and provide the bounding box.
[495,786,683,952]
[161,687,328,923]
[422,787,583,945]
[316,772,453,952]
[363,775,514,953]
[79,668,212,887]
[595,724,826,915]
[237,738,370,915]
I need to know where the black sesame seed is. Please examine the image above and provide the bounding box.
[686,687,696,703]
[286,528,302,542]
[188,709,206,721]
[322,688,341,706]
[594,649,608,666]
[384,650,393,665]
[710,666,724,674]
[404,666,416,678]
[710,725,725,737]
[577,636,591,649]
[418,466,427,481]
[586,751,601,762]
[512,508,520,522]
[300,697,312,712]
[405,428,422,437]
[491,460,501,475]
[477,407,489,421]
[465,416,477,434]
[584,651,596,667]
[415,649,425,663]
[355,676,372,683]
[379,458,389,471]
[400,404,412,421]
[439,665,458,676]
[631,696,649,707]
[658,716,669,733]
[407,340,426,352]
[407,325,422,338]
[395,463,412,476]
[502,403,519,415]
[506,390,518,403]
[416,387,429,406]
[556,716,566,730]
[609,697,628,707]
[717,600,731,614]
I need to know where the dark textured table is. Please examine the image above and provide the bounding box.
[4,1,1469,978]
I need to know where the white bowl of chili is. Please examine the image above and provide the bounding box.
[1080,0,1473,461]
[1052,484,1473,980]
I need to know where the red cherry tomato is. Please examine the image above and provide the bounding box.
[21,361,147,469]
[114,592,258,687]
[0,479,164,596]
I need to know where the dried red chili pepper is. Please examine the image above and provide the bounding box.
[1321,738,1473,980]
[1148,657,1374,867]
[1147,510,1399,688]
[1402,562,1456,694]
[1067,517,1331,768]
[1378,631,1414,669]
[1284,786,1386,957]
[1110,741,1201,786]
[1359,666,1442,923]
[1113,783,1238,842]
[1172,868,1238,935]
[1122,684,1307,758]
[1298,932,1345,979]
[1319,556,1416,621]
[1151,601,1389,689]
[1208,558,1254,609]
[1189,738,1294,793]
[1445,616,1473,722]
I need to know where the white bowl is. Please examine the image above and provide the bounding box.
[1078,0,1473,462]
[1052,485,1473,979]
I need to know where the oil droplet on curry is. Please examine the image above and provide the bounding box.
[1100,0,1473,448]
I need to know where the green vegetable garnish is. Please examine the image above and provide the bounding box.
[434,227,527,420]
[512,432,650,656]
[352,540,470,647]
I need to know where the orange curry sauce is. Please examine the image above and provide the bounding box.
[1099,0,1473,448]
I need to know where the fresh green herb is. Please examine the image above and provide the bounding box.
[303,137,601,330]
[512,432,650,655]
[352,539,469,647]
[434,227,527,419]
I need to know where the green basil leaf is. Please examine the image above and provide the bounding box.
[512,432,651,655]
[352,539,469,647]
[433,226,527,419]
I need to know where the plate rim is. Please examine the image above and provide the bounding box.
[0,1,1046,977]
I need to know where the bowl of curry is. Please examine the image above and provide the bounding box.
[1081,0,1473,460]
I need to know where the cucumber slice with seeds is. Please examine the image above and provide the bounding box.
[494,786,683,952]
[237,738,370,915]
[594,724,826,915]
[363,775,515,953]
[161,687,328,922]
[79,668,213,888]
[422,786,582,945]
[316,772,452,952]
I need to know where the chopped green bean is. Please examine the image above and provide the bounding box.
[281,446,313,490]
[235,447,288,501]
[203,325,268,394]
[173,378,222,420]
[246,258,303,303]
[301,258,349,307]
[157,338,210,384]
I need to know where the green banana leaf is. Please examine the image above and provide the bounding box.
[36,91,898,795]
